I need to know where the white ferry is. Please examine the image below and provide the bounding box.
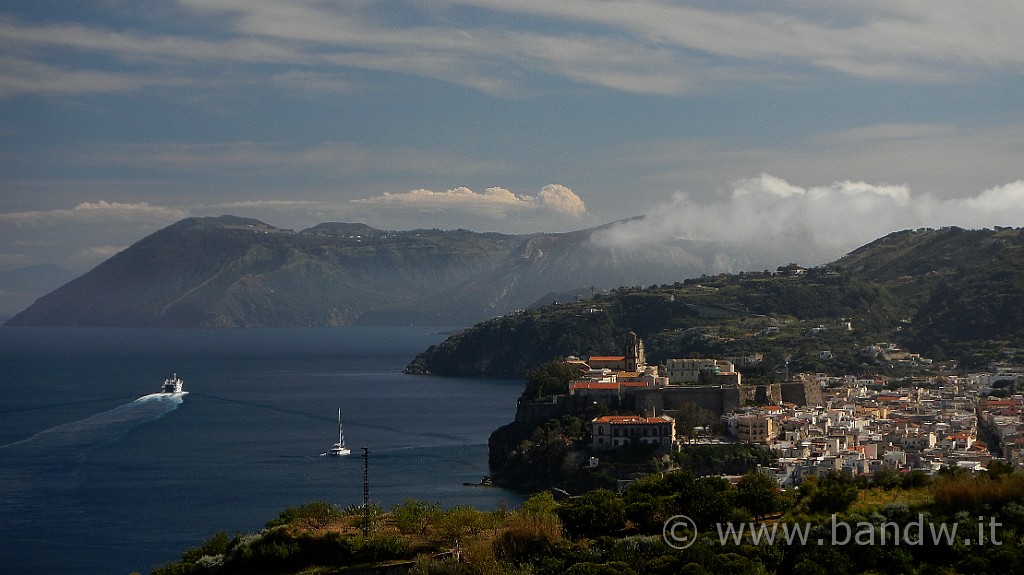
[161,373,185,394]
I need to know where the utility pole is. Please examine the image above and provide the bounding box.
[361,447,370,537]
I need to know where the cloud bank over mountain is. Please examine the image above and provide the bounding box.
[593,175,1024,267]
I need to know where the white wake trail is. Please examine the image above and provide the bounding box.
[0,393,185,454]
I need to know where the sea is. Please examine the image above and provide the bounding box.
[0,326,526,575]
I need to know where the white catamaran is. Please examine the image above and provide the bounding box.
[322,409,351,457]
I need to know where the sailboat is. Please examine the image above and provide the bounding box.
[322,408,351,457]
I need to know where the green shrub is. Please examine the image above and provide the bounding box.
[181,530,232,563]
[265,501,343,529]
[558,489,626,538]
[804,472,858,515]
[392,498,442,535]
[492,511,562,565]
[932,472,1024,512]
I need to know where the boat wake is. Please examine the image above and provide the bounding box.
[0,393,185,457]
[0,392,188,547]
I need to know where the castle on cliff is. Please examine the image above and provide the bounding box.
[565,332,823,415]
[514,332,823,443]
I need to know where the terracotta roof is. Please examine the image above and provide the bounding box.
[571,381,651,391]
[982,399,1024,407]
[589,356,626,361]
[593,415,673,425]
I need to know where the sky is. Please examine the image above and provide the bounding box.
[2,1,1024,277]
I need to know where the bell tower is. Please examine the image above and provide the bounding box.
[625,331,645,372]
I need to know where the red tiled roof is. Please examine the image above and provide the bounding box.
[593,415,672,425]
[571,381,651,391]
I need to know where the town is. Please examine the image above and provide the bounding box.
[540,332,1024,487]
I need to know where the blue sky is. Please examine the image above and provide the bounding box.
[2,1,1024,274]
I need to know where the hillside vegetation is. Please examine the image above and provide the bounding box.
[150,467,1024,575]
[406,227,1024,376]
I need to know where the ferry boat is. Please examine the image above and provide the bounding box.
[161,373,185,394]
[322,409,351,457]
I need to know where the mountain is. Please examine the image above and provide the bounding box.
[5,216,521,327]
[6,215,786,328]
[365,219,765,324]
[405,226,1024,376]
[833,226,1024,361]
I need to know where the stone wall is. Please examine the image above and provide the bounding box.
[629,384,743,416]
[781,380,825,406]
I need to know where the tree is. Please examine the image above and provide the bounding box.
[522,359,581,401]
[735,470,782,520]
[558,489,626,538]
[391,499,441,535]
[265,501,343,529]
[805,471,858,515]
[871,467,902,490]
[684,475,737,528]
[521,491,559,517]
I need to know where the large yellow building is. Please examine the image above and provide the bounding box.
[735,415,777,443]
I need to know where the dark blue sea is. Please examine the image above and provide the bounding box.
[0,326,525,574]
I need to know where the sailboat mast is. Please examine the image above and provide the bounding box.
[338,408,343,445]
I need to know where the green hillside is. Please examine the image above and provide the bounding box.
[406,227,1024,376]
[150,469,1024,575]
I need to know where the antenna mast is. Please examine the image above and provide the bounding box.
[361,447,370,537]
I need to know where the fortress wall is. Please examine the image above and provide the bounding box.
[631,385,742,416]
[781,380,825,406]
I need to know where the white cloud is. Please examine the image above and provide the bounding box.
[448,0,1024,82]
[602,122,1024,203]
[0,253,32,268]
[593,175,1024,266]
[536,184,587,216]
[353,184,586,217]
[208,200,324,209]
[5,1,1021,99]
[0,201,188,272]
[0,56,157,97]
[0,201,187,226]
